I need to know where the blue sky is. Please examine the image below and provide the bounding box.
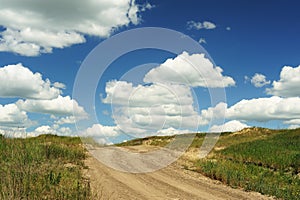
[0,0,300,143]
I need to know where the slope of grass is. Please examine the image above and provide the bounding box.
[0,134,91,200]
[195,128,300,200]
[220,129,300,172]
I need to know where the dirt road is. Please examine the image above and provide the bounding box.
[85,147,273,200]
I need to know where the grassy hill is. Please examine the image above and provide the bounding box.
[117,127,300,200]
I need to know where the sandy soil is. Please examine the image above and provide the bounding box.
[85,146,274,200]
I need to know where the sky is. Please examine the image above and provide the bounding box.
[0,0,300,144]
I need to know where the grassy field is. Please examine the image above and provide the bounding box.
[1,127,299,199]
[118,127,300,200]
[0,134,91,200]
[194,128,300,200]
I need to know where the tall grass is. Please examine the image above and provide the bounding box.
[0,134,91,200]
[221,129,300,172]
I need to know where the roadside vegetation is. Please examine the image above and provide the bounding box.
[0,134,91,200]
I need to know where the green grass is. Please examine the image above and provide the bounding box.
[197,159,300,199]
[220,129,300,172]
[195,128,300,200]
[0,134,91,200]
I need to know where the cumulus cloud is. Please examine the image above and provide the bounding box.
[187,20,216,30]
[17,95,88,118]
[82,124,120,138]
[0,63,61,99]
[250,73,270,87]
[102,80,194,107]
[199,102,227,122]
[0,28,86,56]
[202,96,300,122]
[33,125,54,135]
[97,50,234,139]
[0,63,88,137]
[28,125,73,137]
[0,126,27,137]
[210,120,249,133]
[102,80,206,131]
[0,0,151,56]
[0,103,28,126]
[266,65,300,97]
[283,119,300,129]
[144,52,235,88]
[284,119,300,125]
[227,96,300,121]
[55,116,76,125]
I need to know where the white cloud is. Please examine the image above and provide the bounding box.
[98,50,234,139]
[187,20,216,30]
[102,80,205,134]
[200,96,300,124]
[55,116,76,125]
[0,103,28,126]
[210,120,249,133]
[53,82,66,89]
[250,73,270,87]
[141,3,154,11]
[156,127,189,136]
[284,119,300,129]
[203,96,300,122]
[203,21,216,29]
[0,28,85,56]
[287,124,300,129]
[0,124,75,138]
[228,96,300,121]
[266,65,300,97]
[283,119,300,125]
[58,127,72,135]
[0,63,61,99]
[0,126,27,137]
[17,95,88,118]
[34,125,54,134]
[226,27,231,31]
[82,124,120,138]
[102,80,194,107]
[0,0,151,56]
[200,102,227,122]
[198,38,206,44]
[144,52,235,88]
[28,125,73,137]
